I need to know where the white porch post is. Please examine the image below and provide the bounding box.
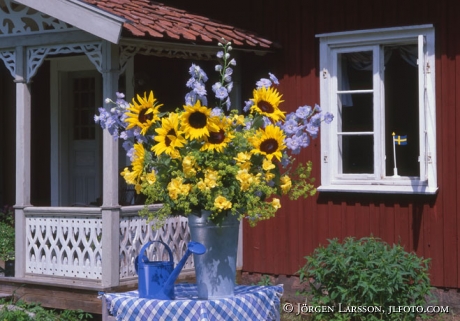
[101,40,121,287]
[14,46,31,278]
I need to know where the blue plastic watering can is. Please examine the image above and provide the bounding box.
[135,240,206,300]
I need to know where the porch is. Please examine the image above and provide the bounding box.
[0,205,197,313]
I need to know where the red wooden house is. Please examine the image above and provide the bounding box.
[166,0,460,306]
[0,0,459,313]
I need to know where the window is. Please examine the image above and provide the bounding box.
[317,25,437,194]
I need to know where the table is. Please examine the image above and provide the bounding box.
[102,283,283,321]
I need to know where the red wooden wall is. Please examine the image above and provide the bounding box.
[168,0,460,289]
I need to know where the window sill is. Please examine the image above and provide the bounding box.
[318,184,438,194]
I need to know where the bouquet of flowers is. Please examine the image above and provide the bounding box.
[95,41,333,227]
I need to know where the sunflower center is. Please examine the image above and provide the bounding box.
[165,129,176,147]
[189,112,207,129]
[260,138,279,154]
[138,109,153,123]
[257,100,274,113]
[208,130,225,144]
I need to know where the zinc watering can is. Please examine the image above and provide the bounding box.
[135,240,206,300]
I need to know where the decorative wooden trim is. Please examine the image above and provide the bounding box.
[13,0,124,43]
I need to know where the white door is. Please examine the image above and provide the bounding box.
[50,57,102,206]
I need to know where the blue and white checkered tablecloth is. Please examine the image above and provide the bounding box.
[103,283,283,321]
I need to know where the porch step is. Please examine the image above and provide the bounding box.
[0,292,13,301]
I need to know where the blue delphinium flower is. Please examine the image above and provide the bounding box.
[243,100,254,113]
[324,112,334,124]
[256,78,272,89]
[269,73,279,85]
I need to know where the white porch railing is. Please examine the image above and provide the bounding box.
[23,206,192,285]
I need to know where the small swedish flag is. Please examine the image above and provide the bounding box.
[392,132,407,145]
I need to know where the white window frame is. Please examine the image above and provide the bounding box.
[317,25,437,194]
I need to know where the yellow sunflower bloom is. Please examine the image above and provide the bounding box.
[214,196,232,210]
[251,125,286,161]
[180,101,219,140]
[125,91,163,135]
[152,112,186,157]
[250,86,285,122]
[201,118,235,153]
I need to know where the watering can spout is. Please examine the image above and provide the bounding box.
[162,241,206,299]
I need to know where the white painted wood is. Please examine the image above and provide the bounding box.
[119,208,193,279]
[14,0,124,44]
[0,0,74,35]
[14,46,31,278]
[0,30,100,49]
[101,41,120,208]
[317,25,437,194]
[22,206,195,285]
[100,40,121,288]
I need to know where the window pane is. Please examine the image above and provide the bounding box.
[338,51,373,91]
[384,45,419,177]
[339,93,373,132]
[340,135,374,174]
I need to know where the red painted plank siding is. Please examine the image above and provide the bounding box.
[238,0,460,290]
[169,0,460,289]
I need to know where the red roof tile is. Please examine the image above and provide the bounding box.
[81,0,278,50]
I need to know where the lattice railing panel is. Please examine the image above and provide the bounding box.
[26,215,103,279]
[119,215,192,279]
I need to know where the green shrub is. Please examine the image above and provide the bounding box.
[298,237,432,321]
[0,221,15,261]
[0,299,93,321]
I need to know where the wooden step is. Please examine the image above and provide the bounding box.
[0,292,13,301]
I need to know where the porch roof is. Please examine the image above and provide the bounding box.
[80,0,278,50]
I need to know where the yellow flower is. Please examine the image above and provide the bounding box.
[234,152,252,170]
[180,101,219,140]
[152,112,186,157]
[262,159,275,171]
[143,171,157,185]
[214,196,232,210]
[236,169,252,191]
[120,143,145,190]
[197,180,207,191]
[125,91,162,135]
[250,86,285,122]
[204,169,219,189]
[167,177,182,200]
[265,172,276,182]
[167,177,191,200]
[251,124,286,161]
[271,198,281,210]
[236,169,260,191]
[233,114,245,125]
[280,175,292,194]
[182,155,197,178]
[201,118,235,153]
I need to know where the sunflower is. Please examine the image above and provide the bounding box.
[251,124,286,161]
[125,91,163,135]
[201,118,235,152]
[180,101,219,140]
[152,112,186,157]
[250,86,285,122]
[120,143,145,192]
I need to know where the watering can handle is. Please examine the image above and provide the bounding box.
[138,240,174,266]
